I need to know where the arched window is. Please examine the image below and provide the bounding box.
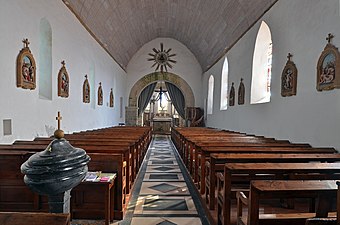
[207,75,214,114]
[220,57,229,110]
[39,18,52,100]
[251,21,272,104]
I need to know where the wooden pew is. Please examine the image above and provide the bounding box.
[0,212,70,225]
[62,134,149,167]
[195,145,335,195]
[0,126,151,221]
[305,218,337,225]
[187,139,306,173]
[37,135,148,172]
[0,149,126,220]
[237,180,338,225]
[217,162,340,225]
[171,127,257,156]
[181,135,312,180]
[205,153,340,210]
[72,153,123,223]
[183,136,291,163]
[171,126,281,153]
[0,150,48,212]
[13,139,138,190]
[0,142,133,192]
[68,126,152,160]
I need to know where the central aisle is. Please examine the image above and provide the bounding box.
[120,135,210,225]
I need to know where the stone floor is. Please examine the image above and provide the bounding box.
[119,135,210,225]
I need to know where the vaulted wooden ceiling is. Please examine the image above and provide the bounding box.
[63,0,278,72]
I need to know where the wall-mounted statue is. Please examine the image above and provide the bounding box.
[238,78,245,105]
[98,82,103,106]
[109,88,114,108]
[83,75,90,103]
[229,82,235,106]
[281,53,298,97]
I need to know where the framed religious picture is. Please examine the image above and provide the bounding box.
[16,38,36,90]
[57,61,69,98]
[98,82,103,106]
[109,88,114,108]
[83,75,90,103]
[238,78,245,105]
[281,53,297,97]
[229,82,235,106]
[316,33,340,91]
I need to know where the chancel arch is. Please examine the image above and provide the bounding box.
[126,72,195,126]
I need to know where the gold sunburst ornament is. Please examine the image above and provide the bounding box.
[147,43,177,73]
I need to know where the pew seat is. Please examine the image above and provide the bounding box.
[236,180,338,225]
[238,212,336,225]
[305,218,337,225]
[0,212,70,225]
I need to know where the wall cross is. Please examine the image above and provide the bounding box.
[23,38,30,48]
[326,33,334,44]
[287,53,293,61]
[56,111,62,130]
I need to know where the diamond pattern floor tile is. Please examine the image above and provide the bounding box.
[148,183,179,193]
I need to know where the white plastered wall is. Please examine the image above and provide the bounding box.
[203,0,340,150]
[126,38,203,108]
[0,0,127,143]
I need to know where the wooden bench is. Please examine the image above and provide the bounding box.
[72,154,118,225]
[195,145,336,195]
[13,139,139,190]
[36,135,149,176]
[186,140,313,183]
[185,138,301,168]
[0,150,48,212]
[62,134,149,168]
[0,126,151,220]
[0,212,70,225]
[217,162,340,225]
[171,127,260,156]
[0,142,134,192]
[205,153,340,210]
[237,180,338,225]
[0,150,126,220]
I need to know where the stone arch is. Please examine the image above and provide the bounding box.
[126,72,195,125]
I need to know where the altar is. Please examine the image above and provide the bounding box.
[152,117,172,135]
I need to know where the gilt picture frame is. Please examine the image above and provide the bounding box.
[57,61,69,98]
[316,34,340,91]
[16,38,36,90]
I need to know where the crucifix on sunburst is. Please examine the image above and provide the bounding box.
[147,43,177,73]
